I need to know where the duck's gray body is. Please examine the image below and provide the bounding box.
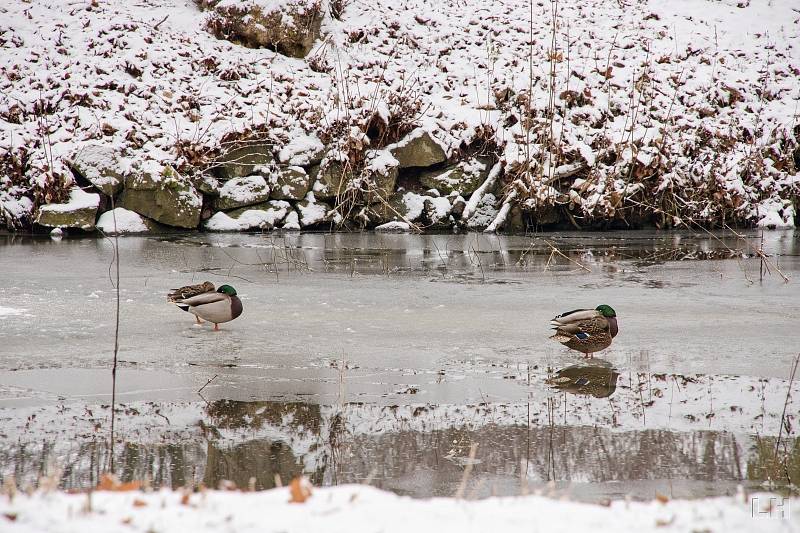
[176,291,243,325]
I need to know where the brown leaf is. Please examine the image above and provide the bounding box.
[655,492,669,504]
[132,498,147,507]
[3,513,17,522]
[97,474,142,492]
[180,492,191,506]
[288,476,312,504]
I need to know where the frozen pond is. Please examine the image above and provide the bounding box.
[0,230,798,502]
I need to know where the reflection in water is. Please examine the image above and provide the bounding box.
[546,361,620,398]
[1,399,798,501]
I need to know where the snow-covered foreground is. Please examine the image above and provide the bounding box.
[0,485,796,533]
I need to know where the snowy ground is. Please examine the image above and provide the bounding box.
[0,485,797,533]
[1,0,798,228]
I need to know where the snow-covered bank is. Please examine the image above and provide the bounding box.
[0,485,796,533]
[1,0,798,232]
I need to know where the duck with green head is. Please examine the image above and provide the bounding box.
[174,284,243,331]
[549,304,618,358]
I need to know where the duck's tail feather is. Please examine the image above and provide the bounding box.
[175,303,191,313]
[550,331,572,343]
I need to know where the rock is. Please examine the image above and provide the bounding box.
[35,187,100,230]
[270,166,312,201]
[96,208,161,234]
[363,149,399,199]
[314,157,350,201]
[278,133,325,166]
[204,200,290,231]
[387,129,447,169]
[422,196,452,225]
[282,210,301,230]
[214,175,271,210]
[119,164,202,229]
[67,145,125,196]
[375,221,411,232]
[202,0,323,58]
[193,174,221,196]
[367,191,412,225]
[214,144,275,181]
[450,195,467,220]
[419,157,491,195]
[296,192,331,227]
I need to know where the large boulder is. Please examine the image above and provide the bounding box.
[96,208,162,234]
[295,192,331,227]
[314,157,350,201]
[201,0,323,58]
[367,191,421,226]
[67,145,125,196]
[363,149,399,199]
[277,133,324,166]
[35,187,100,230]
[270,166,311,201]
[204,200,291,231]
[419,157,491,196]
[214,144,275,181]
[215,175,271,210]
[119,164,202,229]
[387,129,447,169]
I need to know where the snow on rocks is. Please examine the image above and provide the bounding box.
[119,164,202,229]
[296,192,330,227]
[214,175,272,210]
[386,129,447,169]
[0,486,795,533]
[67,145,126,196]
[96,208,155,234]
[375,221,411,232]
[34,188,100,230]
[205,200,290,231]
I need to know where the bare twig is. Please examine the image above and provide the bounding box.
[198,374,219,394]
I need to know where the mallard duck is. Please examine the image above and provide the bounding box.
[549,304,618,358]
[167,281,215,302]
[174,284,243,330]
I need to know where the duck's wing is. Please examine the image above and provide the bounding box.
[167,282,215,302]
[550,308,598,327]
[176,291,226,307]
[551,315,610,341]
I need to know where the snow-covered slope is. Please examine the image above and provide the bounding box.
[1,0,798,230]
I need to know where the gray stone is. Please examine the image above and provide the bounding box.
[214,144,275,181]
[388,129,447,169]
[367,191,416,225]
[119,165,202,229]
[295,195,331,227]
[419,157,491,195]
[204,200,291,231]
[35,187,100,230]
[67,145,124,196]
[270,166,312,201]
[193,174,221,196]
[363,150,399,200]
[214,175,271,211]
[314,159,350,201]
